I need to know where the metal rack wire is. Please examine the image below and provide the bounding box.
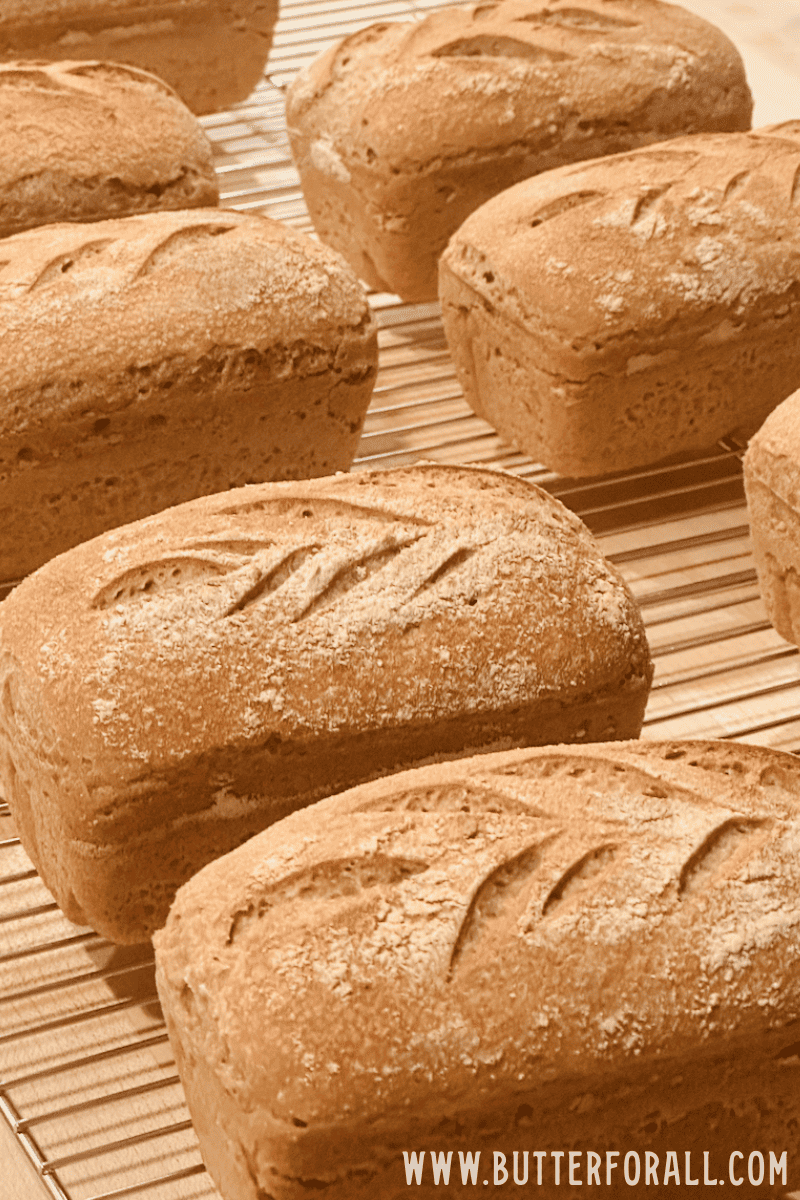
[2,0,800,1196]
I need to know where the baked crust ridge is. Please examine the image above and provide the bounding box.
[0,463,651,942]
[153,738,800,1198]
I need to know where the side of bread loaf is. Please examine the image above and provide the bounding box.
[439,124,800,477]
[286,0,752,302]
[153,739,800,1199]
[0,464,652,943]
[743,387,800,643]
[0,0,278,114]
[0,59,218,237]
[0,207,378,581]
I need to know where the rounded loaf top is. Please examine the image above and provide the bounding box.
[286,0,753,175]
[0,58,218,234]
[0,57,213,178]
[746,385,800,462]
[0,464,651,792]
[0,0,280,113]
[441,125,800,372]
[153,737,800,1126]
[0,206,376,435]
[743,387,800,510]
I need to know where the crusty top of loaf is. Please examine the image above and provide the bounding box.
[440,124,800,381]
[0,58,216,189]
[0,207,375,437]
[0,465,650,832]
[743,385,800,508]
[286,0,751,178]
[154,738,800,1126]
[2,0,211,15]
[0,0,275,35]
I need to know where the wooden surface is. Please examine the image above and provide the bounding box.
[2,1,800,1197]
[0,1115,50,1200]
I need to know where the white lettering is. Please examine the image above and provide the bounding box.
[664,1151,680,1185]
[403,1145,789,1189]
[748,1152,764,1186]
[460,1151,481,1185]
[403,1145,788,1188]
[624,1152,640,1185]
[431,1152,452,1185]
[770,1151,788,1186]
[569,1151,582,1186]
[606,1151,620,1185]
[403,1152,425,1185]
[703,1151,718,1185]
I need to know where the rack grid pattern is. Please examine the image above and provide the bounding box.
[2,1,800,1195]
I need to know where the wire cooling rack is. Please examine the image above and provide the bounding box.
[3,0,800,1196]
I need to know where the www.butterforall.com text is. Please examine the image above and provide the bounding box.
[403,1149,788,1188]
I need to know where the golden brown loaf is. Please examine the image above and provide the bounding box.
[285,0,752,302]
[0,59,219,238]
[439,123,800,478]
[0,0,278,114]
[0,207,378,582]
[0,463,652,943]
[743,386,800,644]
[153,738,800,1200]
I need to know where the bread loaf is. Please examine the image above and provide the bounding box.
[0,0,278,114]
[0,463,652,943]
[0,59,218,238]
[439,123,800,478]
[0,207,378,582]
[153,738,800,1200]
[743,386,800,644]
[285,0,752,302]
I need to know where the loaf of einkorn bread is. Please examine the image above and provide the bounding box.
[439,123,800,477]
[285,0,752,302]
[744,386,800,644]
[0,59,219,238]
[153,738,800,1200]
[0,0,278,114]
[0,463,652,943]
[0,207,378,582]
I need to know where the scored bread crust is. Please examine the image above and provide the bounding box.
[0,464,652,943]
[285,0,752,302]
[0,207,378,581]
[439,123,800,477]
[0,0,278,114]
[743,387,800,643]
[153,738,800,1199]
[0,59,219,237]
